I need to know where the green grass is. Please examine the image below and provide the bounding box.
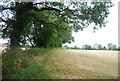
[2,48,59,79]
[2,48,118,79]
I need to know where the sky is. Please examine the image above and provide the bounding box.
[64,1,119,47]
[0,1,119,47]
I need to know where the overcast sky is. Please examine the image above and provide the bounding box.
[64,1,119,47]
[0,1,119,47]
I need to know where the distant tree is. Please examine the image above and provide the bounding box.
[118,47,120,51]
[81,45,85,50]
[107,43,117,50]
[82,44,92,50]
[111,45,117,50]
[73,46,79,49]
[93,44,102,50]
[107,43,113,50]
[93,44,98,50]
[64,45,68,49]
[102,46,107,50]
[98,44,102,50]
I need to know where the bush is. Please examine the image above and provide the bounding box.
[2,48,41,79]
[2,47,58,79]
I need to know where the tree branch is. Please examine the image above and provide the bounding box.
[31,15,58,27]
[2,25,9,32]
[0,6,15,11]
[0,18,7,22]
[32,6,75,13]
[32,7,61,12]
[33,3,43,5]
[31,15,69,30]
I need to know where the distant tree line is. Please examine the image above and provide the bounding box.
[63,43,120,51]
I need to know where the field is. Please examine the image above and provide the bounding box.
[1,48,118,79]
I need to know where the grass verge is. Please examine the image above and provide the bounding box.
[2,48,59,79]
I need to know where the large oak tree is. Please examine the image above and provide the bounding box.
[0,1,113,48]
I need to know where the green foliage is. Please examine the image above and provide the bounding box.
[82,44,92,50]
[2,48,58,79]
[65,43,118,51]
[15,60,41,79]
[0,2,113,48]
[93,44,102,50]
[32,11,73,47]
[107,43,117,50]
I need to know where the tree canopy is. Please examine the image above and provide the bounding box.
[0,1,113,48]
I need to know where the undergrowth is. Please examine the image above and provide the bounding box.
[2,48,59,79]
